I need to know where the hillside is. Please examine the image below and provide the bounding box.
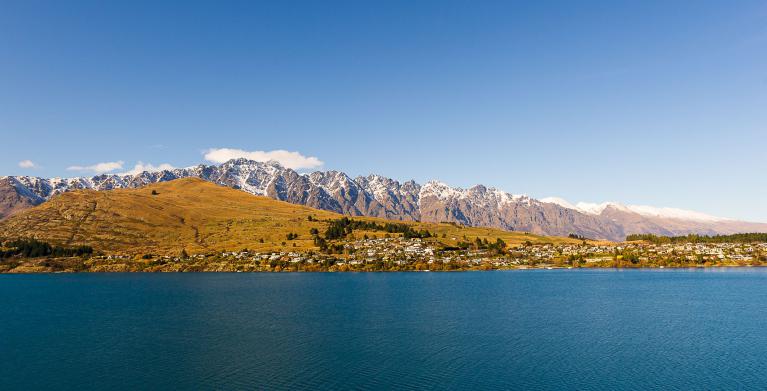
[0,178,585,256]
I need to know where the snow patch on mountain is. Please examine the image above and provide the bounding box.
[421,182,527,203]
[362,175,392,201]
[543,197,726,222]
[540,197,576,210]
[626,205,727,222]
[576,202,630,215]
[420,181,464,200]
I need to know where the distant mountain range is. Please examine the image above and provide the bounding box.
[0,178,570,257]
[2,158,765,241]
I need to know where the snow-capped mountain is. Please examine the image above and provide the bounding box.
[540,198,726,222]
[1,159,765,241]
[539,197,767,239]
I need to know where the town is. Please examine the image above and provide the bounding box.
[57,237,767,273]
[4,228,767,272]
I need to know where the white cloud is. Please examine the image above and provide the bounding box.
[67,161,124,175]
[18,160,37,169]
[122,162,176,175]
[203,148,324,170]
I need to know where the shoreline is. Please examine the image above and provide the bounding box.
[2,263,764,274]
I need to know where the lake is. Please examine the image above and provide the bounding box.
[2,269,767,390]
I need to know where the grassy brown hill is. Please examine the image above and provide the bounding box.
[0,178,590,255]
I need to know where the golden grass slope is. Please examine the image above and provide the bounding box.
[0,178,592,255]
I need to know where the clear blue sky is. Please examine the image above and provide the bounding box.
[1,1,765,221]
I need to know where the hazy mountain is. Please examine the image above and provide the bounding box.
[2,159,765,241]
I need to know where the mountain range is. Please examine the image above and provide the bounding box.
[0,178,576,256]
[2,158,765,241]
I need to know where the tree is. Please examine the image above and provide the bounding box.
[151,190,159,195]
[0,239,92,259]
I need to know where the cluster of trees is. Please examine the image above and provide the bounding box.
[286,233,299,240]
[311,235,344,253]
[306,217,436,253]
[484,238,507,254]
[450,237,507,254]
[323,217,433,240]
[0,239,93,259]
[626,233,767,244]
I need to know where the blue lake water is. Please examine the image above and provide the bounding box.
[2,269,767,390]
